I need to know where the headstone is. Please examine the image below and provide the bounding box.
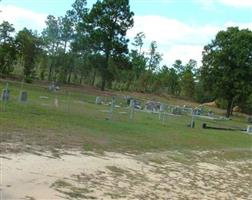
[1,89,10,102]
[191,120,195,128]
[190,109,195,128]
[207,110,214,116]
[133,100,141,109]
[19,91,28,103]
[202,123,207,129]
[96,96,102,105]
[248,116,252,124]
[54,97,59,108]
[159,103,165,121]
[111,96,116,108]
[172,107,182,115]
[145,101,160,112]
[193,109,201,116]
[247,125,252,134]
[160,104,165,112]
[48,82,60,92]
[48,84,55,92]
[126,96,133,106]
[108,96,116,120]
[130,99,135,108]
[129,99,135,120]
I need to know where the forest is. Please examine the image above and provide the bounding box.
[0,0,252,117]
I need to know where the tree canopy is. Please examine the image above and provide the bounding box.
[1,0,252,115]
[85,0,134,90]
[201,27,252,117]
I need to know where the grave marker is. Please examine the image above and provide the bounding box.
[108,96,116,120]
[190,109,195,128]
[1,83,9,112]
[1,89,10,102]
[129,99,135,120]
[247,125,252,134]
[248,116,252,124]
[19,91,28,103]
[96,96,102,105]
[159,103,165,121]
[54,97,59,108]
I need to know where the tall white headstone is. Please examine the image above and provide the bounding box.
[247,125,252,134]
[129,99,135,120]
[54,97,59,108]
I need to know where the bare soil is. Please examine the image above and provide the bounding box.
[1,149,251,200]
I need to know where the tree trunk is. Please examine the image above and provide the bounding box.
[63,41,67,54]
[226,99,233,118]
[101,77,106,91]
[92,69,96,86]
[67,72,72,84]
[100,51,110,91]
[126,78,132,91]
[230,99,234,116]
[79,75,83,85]
[48,63,53,81]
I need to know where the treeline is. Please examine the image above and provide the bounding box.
[0,0,252,117]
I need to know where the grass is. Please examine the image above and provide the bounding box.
[51,179,95,199]
[106,166,129,176]
[0,79,252,155]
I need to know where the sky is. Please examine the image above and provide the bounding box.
[0,0,252,66]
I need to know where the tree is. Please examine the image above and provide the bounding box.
[180,69,195,98]
[201,27,252,117]
[85,0,134,91]
[159,66,180,95]
[180,59,196,98]
[132,32,145,54]
[148,41,162,71]
[42,15,61,81]
[70,0,88,24]
[130,50,147,79]
[172,59,184,74]
[0,21,16,76]
[0,21,15,43]
[59,14,74,53]
[16,28,42,83]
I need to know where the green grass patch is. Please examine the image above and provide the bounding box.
[1,80,252,155]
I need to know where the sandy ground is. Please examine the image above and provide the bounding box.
[0,150,252,200]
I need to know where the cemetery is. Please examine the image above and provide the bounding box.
[1,79,251,153]
[1,0,252,198]
[1,79,252,200]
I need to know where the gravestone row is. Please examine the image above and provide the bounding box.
[1,90,28,103]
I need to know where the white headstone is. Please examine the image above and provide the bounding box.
[129,99,135,120]
[130,99,134,108]
[54,97,59,108]
[247,125,252,134]
[96,96,102,104]
[160,104,165,112]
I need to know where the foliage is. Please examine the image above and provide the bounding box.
[0,0,252,114]
[180,60,196,98]
[147,41,162,71]
[85,0,134,90]
[0,21,16,76]
[132,32,145,54]
[15,28,42,82]
[201,27,252,117]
